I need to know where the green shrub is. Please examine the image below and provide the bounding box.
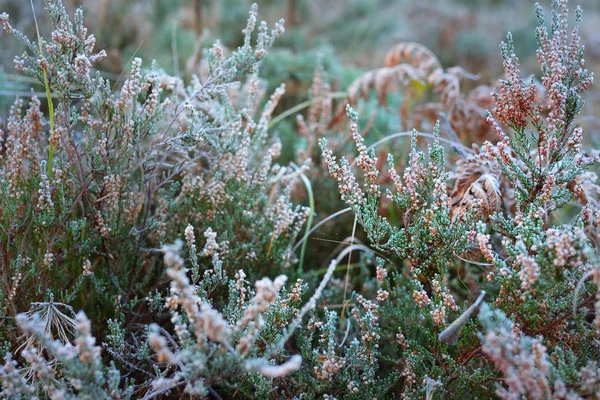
[1,0,599,399]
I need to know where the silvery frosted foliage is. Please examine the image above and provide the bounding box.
[466,3,600,397]
[478,303,600,399]
[0,311,132,399]
[319,108,473,331]
[141,240,307,398]
[485,0,595,214]
[1,1,106,97]
[475,0,599,351]
[319,1,600,398]
[1,0,308,398]
[1,0,600,398]
[0,0,305,341]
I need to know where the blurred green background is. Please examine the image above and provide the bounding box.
[2,0,599,87]
[1,0,599,159]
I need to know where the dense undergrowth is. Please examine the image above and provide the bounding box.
[0,0,599,398]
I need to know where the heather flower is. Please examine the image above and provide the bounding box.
[376,289,389,302]
[320,140,366,207]
[82,259,93,276]
[376,265,387,282]
[202,227,219,257]
[479,304,551,399]
[477,232,496,263]
[443,292,458,312]
[413,289,431,307]
[200,303,231,345]
[43,251,54,268]
[315,356,346,380]
[430,307,446,326]
[491,33,537,129]
[516,254,541,289]
[0,12,13,35]
[349,105,380,197]
[250,354,302,378]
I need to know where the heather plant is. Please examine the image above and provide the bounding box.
[0,1,355,397]
[1,0,600,399]
[1,310,132,399]
[477,302,600,399]
[319,0,600,398]
[0,0,306,328]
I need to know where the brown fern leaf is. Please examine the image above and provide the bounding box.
[479,173,502,216]
[450,144,505,221]
[329,63,424,128]
[346,65,423,106]
[451,155,491,205]
[428,69,460,108]
[454,173,501,221]
[384,42,442,75]
[329,42,441,129]
[571,172,600,209]
[330,42,498,145]
[570,172,600,247]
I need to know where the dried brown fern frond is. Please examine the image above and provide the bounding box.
[451,154,495,204]
[450,143,508,221]
[329,43,441,128]
[330,42,499,145]
[384,42,442,73]
[570,171,600,243]
[428,67,461,108]
[346,65,424,108]
[571,172,600,209]
[418,65,497,143]
[455,173,502,220]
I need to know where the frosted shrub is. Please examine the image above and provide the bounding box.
[1,0,599,398]
[320,0,600,398]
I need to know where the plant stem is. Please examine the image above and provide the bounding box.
[297,172,314,274]
[30,0,55,176]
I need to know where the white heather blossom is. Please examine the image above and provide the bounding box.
[203,227,219,257]
[256,355,302,378]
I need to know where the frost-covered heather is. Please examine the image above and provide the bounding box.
[1,0,599,398]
